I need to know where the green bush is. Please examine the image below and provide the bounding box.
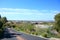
[0,29,4,38]
[41,33,48,38]
[54,13,60,32]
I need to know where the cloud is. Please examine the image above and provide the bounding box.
[0,8,60,20]
[0,8,60,15]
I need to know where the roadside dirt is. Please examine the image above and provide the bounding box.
[16,35,26,40]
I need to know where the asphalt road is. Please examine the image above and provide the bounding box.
[0,28,48,40]
[0,28,17,40]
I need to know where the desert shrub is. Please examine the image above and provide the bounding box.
[41,33,48,38]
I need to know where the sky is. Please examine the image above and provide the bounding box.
[0,0,60,21]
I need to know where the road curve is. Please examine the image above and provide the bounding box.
[0,28,48,40]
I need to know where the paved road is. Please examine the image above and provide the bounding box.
[0,28,48,40]
[0,28,17,40]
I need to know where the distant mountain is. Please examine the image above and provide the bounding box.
[8,20,54,22]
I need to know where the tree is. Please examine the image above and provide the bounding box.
[54,13,60,32]
[0,15,8,37]
[0,21,3,29]
[1,17,8,24]
[0,15,1,19]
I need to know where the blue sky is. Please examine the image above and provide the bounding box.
[0,0,60,21]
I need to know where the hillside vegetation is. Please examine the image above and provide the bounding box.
[13,13,60,38]
[0,13,60,38]
[0,15,8,38]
